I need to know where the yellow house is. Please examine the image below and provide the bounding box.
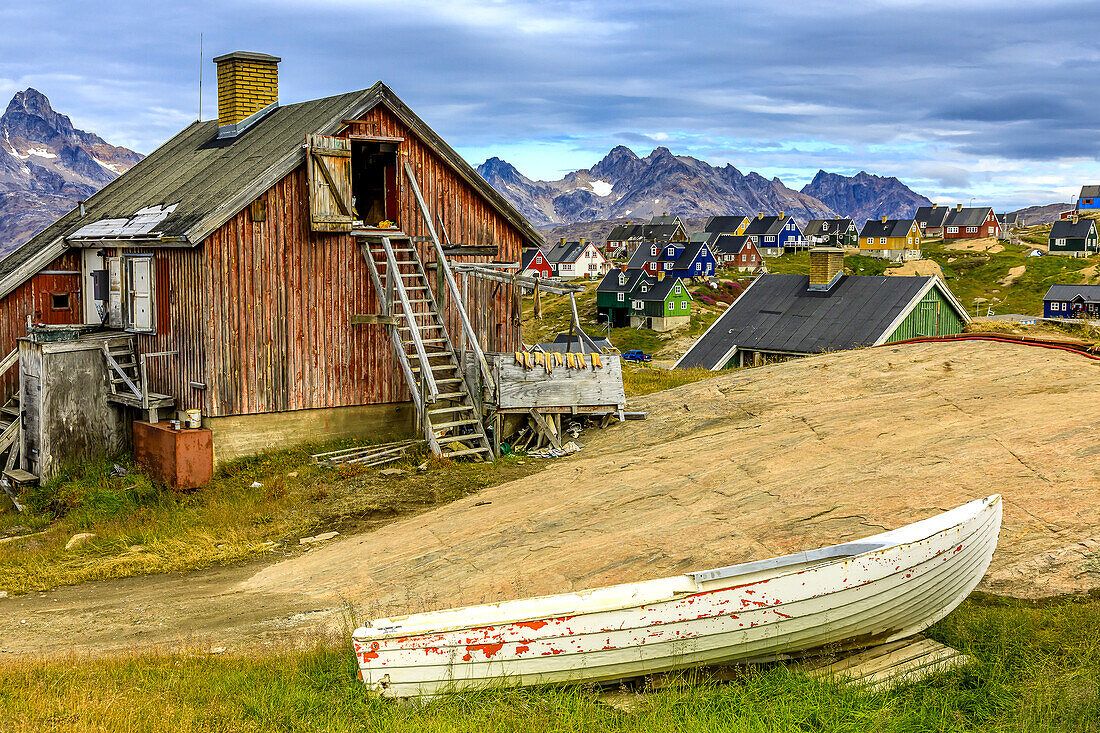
[857,217,922,261]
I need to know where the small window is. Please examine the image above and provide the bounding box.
[866,237,873,245]
[695,263,701,271]
[50,292,70,311]
[617,292,624,302]
[681,300,687,310]
[880,237,887,244]
[650,245,657,256]
[667,301,674,311]
[674,284,682,294]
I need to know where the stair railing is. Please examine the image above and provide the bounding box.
[402,161,495,395]
[381,235,439,402]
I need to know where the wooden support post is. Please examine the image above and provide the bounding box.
[492,413,501,460]
[529,409,562,450]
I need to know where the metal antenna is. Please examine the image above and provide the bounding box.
[198,33,203,121]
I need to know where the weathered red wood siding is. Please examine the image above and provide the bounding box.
[0,250,83,395]
[197,103,527,417]
[132,247,209,413]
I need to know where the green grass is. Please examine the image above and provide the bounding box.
[621,364,722,396]
[0,447,542,595]
[2,593,1097,731]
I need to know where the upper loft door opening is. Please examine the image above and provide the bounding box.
[351,139,399,229]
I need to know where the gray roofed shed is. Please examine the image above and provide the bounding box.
[675,274,963,369]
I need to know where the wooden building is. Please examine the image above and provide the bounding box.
[943,205,999,239]
[858,217,922,261]
[676,248,969,370]
[0,51,543,476]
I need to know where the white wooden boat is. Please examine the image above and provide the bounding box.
[353,495,1001,698]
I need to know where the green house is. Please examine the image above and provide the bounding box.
[629,274,691,332]
[596,268,648,328]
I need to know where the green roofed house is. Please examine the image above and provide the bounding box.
[675,248,969,369]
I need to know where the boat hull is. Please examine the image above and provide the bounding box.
[353,495,1001,698]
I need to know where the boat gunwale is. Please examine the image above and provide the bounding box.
[360,511,1001,696]
[354,495,1001,641]
[356,508,1001,667]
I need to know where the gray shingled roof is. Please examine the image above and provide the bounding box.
[633,274,685,303]
[710,234,749,256]
[1049,218,1097,240]
[596,268,647,294]
[607,223,641,240]
[704,215,748,234]
[1044,284,1100,303]
[859,219,917,239]
[914,206,949,228]
[1079,185,1100,198]
[743,215,795,237]
[943,207,994,228]
[803,218,855,237]
[1,82,542,297]
[676,274,963,368]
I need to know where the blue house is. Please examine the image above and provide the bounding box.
[1043,284,1100,319]
[626,240,717,279]
[1077,186,1100,211]
[742,214,805,256]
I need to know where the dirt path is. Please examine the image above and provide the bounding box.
[3,341,1098,658]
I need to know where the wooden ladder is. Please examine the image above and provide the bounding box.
[103,336,177,422]
[359,234,494,461]
[0,347,32,507]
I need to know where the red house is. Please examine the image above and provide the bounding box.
[711,234,763,272]
[943,205,999,239]
[520,247,553,278]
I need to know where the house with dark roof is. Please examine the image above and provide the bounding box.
[0,51,544,478]
[858,217,922,261]
[997,212,1021,230]
[1077,185,1100,211]
[544,238,610,279]
[943,205,999,239]
[914,205,950,237]
[628,272,692,331]
[521,247,553,278]
[710,233,763,272]
[803,218,857,248]
[626,240,716,279]
[1047,217,1098,257]
[535,333,615,354]
[596,268,649,327]
[675,248,969,369]
[605,223,642,257]
[742,213,805,256]
[596,268,692,331]
[704,215,750,236]
[1043,284,1100,319]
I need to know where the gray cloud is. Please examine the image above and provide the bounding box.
[0,0,1097,208]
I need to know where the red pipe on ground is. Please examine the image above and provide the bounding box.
[886,333,1100,361]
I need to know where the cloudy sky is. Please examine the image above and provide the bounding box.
[1,0,1097,209]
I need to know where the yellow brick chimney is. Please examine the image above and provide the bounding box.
[213,51,280,138]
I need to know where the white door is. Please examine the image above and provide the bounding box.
[127,256,155,332]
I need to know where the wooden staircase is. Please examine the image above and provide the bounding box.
[359,233,494,461]
[103,336,177,422]
[0,348,32,508]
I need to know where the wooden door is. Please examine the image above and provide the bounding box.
[307,134,354,232]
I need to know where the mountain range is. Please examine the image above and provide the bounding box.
[0,88,142,255]
[476,146,933,230]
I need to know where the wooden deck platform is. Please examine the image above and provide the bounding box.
[597,635,971,711]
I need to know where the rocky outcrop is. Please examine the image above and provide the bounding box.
[0,88,142,255]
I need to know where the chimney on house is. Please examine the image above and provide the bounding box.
[932,203,938,209]
[808,247,844,292]
[757,212,764,219]
[779,211,785,219]
[657,271,665,281]
[579,237,586,246]
[881,215,888,223]
[956,203,963,212]
[214,51,280,138]
[560,237,566,245]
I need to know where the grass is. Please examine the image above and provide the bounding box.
[0,446,542,595]
[1,593,1097,731]
[621,364,721,396]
